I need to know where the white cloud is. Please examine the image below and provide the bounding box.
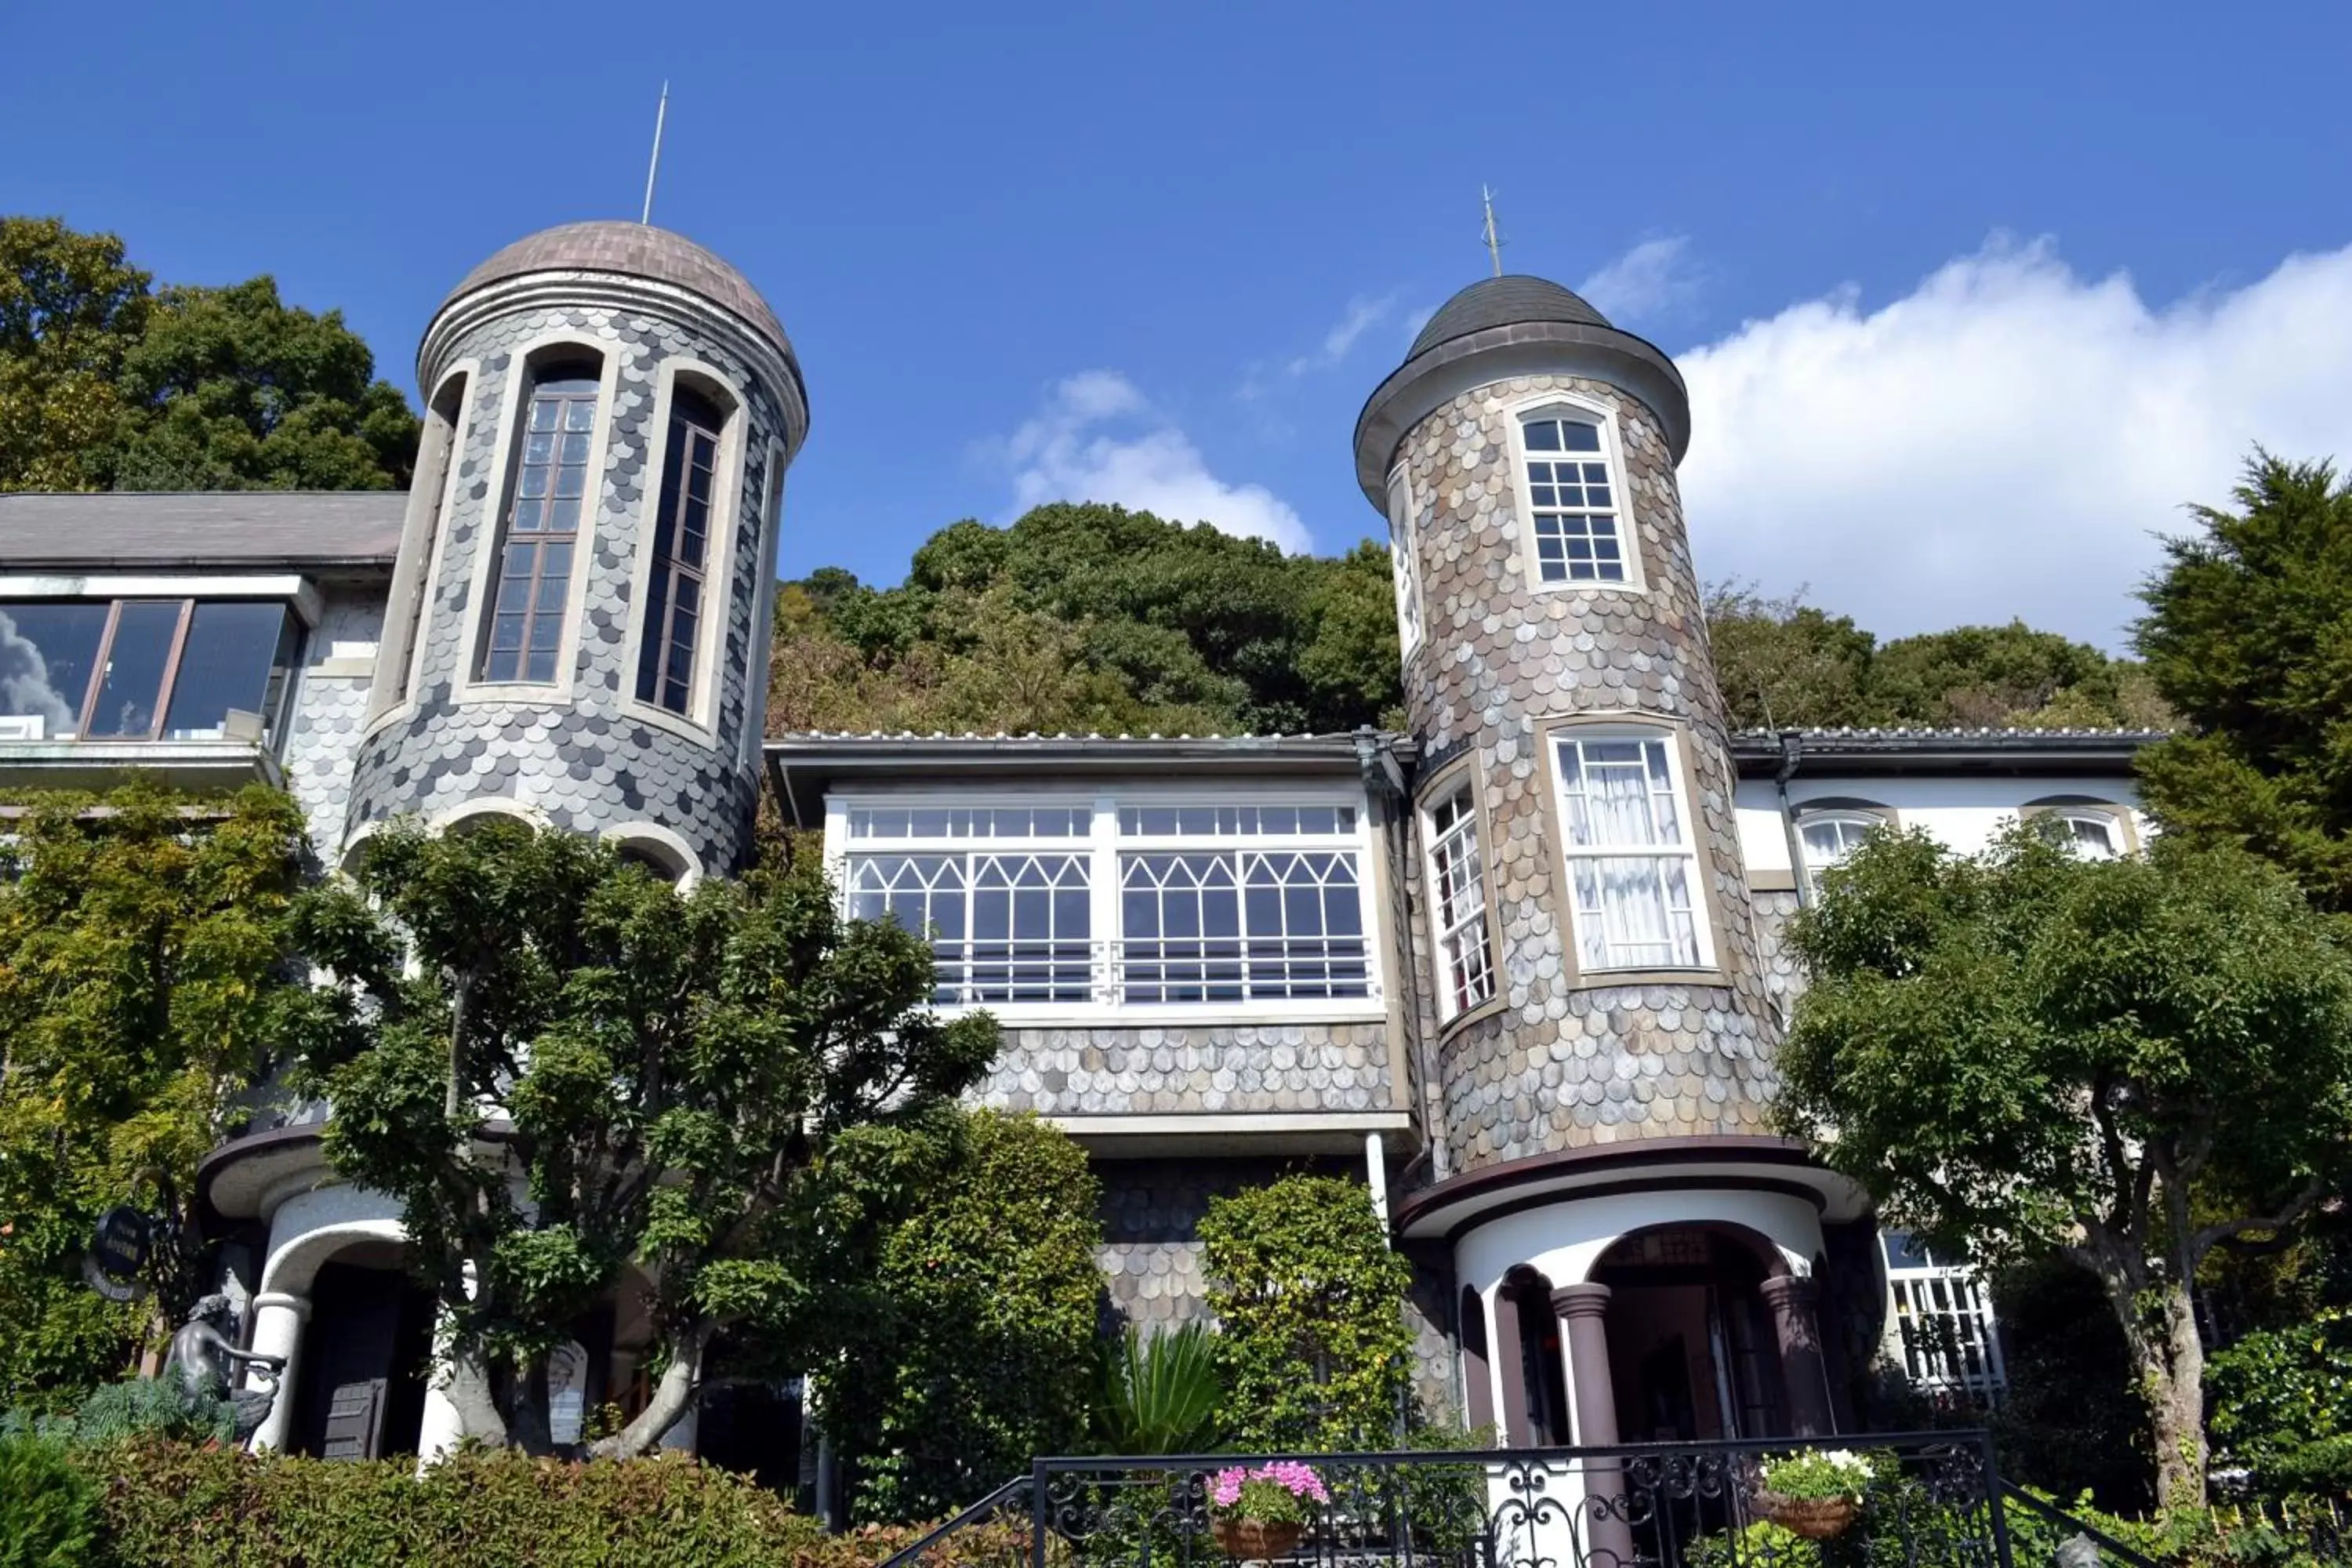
[1677,236,2352,645]
[1000,372,1312,553]
[1242,293,1401,401]
[1579,235,1704,326]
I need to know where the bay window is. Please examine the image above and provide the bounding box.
[1551,729,1713,973]
[837,795,1376,1011]
[0,598,298,745]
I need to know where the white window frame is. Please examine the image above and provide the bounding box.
[1422,778,1494,1023]
[1386,464,1424,659]
[620,358,750,744]
[1881,1231,2008,1409]
[824,782,1385,1026]
[1548,724,1715,975]
[1505,393,1646,595]
[1797,810,1886,898]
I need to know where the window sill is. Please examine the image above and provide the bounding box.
[617,697,722,750]
[1563,966,1732,993]
[931,1000,1388,1032]
[0,738,283,792]
[1433,993,1508,1044]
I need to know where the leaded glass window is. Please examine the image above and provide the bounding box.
[1120,848,1366,1001]
[483,368,599,683]
[1425,782,1494,1018]
[845,851,1091,1004]
[1521,415,1627,586]
[1552,732,1711,971]
[635,387,725,715]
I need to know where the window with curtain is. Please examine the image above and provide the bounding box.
[1798,811,1882,897]
[482,365,599,683]
[1552,731,1711,971]
[1387,466,1423,657]
[1520,413,1628,586]
[635,386,727,715]
[1425,782,1494,1018]
[2055,809,2122,859]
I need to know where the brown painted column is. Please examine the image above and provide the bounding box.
[1492,1283,1534,1446]
[1760,1275,1835,1437]
[1554,1283,1635,1568]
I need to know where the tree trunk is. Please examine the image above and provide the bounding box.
[589,1323,710,1459]
[441,1348,510,1448]
[507,1352,557,1456]
[2139,1277,2209,1511]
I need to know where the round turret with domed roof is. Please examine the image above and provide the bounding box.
[1354,273,1777,1178]
[341,220,808,880]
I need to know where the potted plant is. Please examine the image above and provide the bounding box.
[1207,1461,1328,1560]
[1753,1449,1873,1539]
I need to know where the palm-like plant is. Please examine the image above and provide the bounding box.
[1094,1321,1224,1455]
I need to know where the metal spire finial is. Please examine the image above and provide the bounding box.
[640,82,670,225]
[1480,185,1505,278]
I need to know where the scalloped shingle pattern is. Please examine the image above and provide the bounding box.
[281,590,384,853]
[1396,374,1781,1174]
[343,303,786,873]
[1096,1158,1348,1328]
[976,1022,1396,1117]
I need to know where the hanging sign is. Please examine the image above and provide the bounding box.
[85,1205,154,1299]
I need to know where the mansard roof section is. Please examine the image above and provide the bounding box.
[0,492,407,574]
[1728,725,2165,778]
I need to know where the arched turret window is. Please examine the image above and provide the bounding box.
[636,383,735,716]
[481,361,602,684]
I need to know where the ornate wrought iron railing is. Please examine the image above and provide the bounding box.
[880,1430,2053,1568]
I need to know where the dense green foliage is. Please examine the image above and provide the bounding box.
[0,1436,98,1568]
[1704,584,2169,731]
[1989,1258,2153,1513]
[821,1109,1102,1520]
[1196,1174,1414,1449]
[3,1375,234,1449]
[1093,1320,1223,1455]
[775,503,1406,737]
[1,216,418,492]
[2136,455,2352,911]
[288,819,1000,1457]
[0,783,307,1409]
[1777,824,2352,1506]
[2208,1308,2352,1497]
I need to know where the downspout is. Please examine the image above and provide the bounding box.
[1355,729,1450,1185]
[1776,730,1809,908]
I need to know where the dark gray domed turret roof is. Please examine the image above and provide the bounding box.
[1406,274,1612,359]
[437,220,798,378]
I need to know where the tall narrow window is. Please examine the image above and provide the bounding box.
[383,375,467,711]
[636,387,727,714]
[1387,466,1423,657]
[1552,731,1711,972]
[482,366,599,683]
[1521,414,1628,586]
[1425,782,1494,1018]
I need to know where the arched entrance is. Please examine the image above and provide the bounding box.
[285,1238,436,1460]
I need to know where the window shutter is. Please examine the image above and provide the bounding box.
[321,1377,387,1461]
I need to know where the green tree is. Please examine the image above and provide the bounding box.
[287,819,999,1457]
[0,783,307,1407]
[818,1109,1102,1519]
[1775,824,2352,1508]
[1703,583,1878,730]
[1197,1174,1414,1450]
[0,217,150,491]
[2136,453,2352,910]
[1866,621,2132,728]
[0,215,416,493]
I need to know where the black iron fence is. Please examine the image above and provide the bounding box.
[880,1431,2063,1568]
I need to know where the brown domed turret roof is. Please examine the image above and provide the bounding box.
[1406,274,1613,360]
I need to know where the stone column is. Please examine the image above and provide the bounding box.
[1554,1283,1635,1568]
[244,1290,310,1453]
[1760,1275,1834,1437]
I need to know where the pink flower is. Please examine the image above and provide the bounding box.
[1210,1466,1247,1508]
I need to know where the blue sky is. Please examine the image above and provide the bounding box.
[9,2,2352,645]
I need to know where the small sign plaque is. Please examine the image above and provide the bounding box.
[88,1205,153,1287]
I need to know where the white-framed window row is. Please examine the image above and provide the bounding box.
[1422,779,1494,1022]
[1881,1230,2008,1410]
[828,789,1384,1022]
[1386,464,1424,659]
[1508,397,1643,593]
[1549,725,1716,975]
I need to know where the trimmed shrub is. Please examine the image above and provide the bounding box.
[0,1436,99,1568]
[2,1376,233,1448]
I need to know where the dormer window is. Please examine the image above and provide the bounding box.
[481,363,601,684]
[1519,414,1628,586]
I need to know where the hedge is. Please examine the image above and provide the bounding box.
[66,1440,1039,1568]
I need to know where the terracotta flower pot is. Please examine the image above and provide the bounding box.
[1211,1517,1305,1560]
[1757,1493,1860,1540]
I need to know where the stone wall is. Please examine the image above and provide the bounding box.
[343,302,789,875]
[1392,373,1781,1173]
[280,586,383,862]
[1094,1156,1350,1330]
